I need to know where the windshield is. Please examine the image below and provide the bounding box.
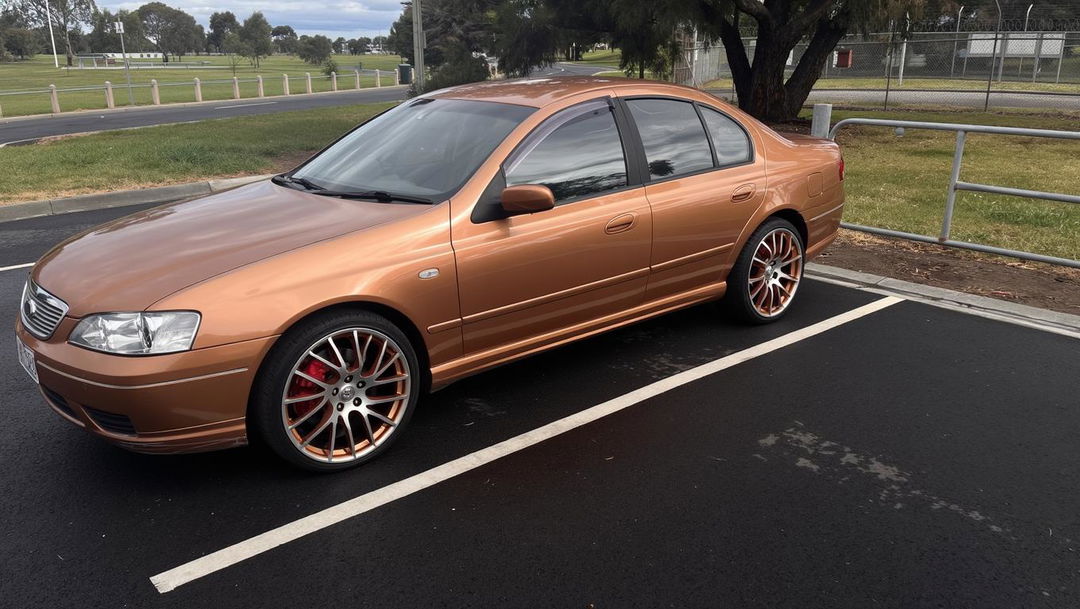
[291,98,535,202]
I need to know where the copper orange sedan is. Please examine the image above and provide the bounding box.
[15,77,844,471]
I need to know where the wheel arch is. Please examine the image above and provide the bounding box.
[768,208,808,247]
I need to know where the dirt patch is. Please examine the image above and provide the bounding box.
[818,229,1080,316]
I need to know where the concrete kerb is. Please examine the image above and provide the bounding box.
[807,262,1080,339]
[0,174,273,223]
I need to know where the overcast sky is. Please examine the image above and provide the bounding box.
[98,1,401,39]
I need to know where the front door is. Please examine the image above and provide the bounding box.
[451,98,652,355]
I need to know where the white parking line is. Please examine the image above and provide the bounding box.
[215,102,277,110]
[0,262,34,273]
[149,295,902,593]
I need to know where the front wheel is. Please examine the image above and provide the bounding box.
[251,310,419,472]
[724,218,805,324]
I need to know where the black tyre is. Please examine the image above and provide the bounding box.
[724,217,805,324]
[251,309,419,472]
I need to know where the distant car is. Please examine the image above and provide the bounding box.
[16,77,844,471]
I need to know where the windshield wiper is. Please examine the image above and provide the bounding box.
[271,174,324,191]
[310,190,434,205]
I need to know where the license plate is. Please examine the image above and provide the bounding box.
[16,337,38,384]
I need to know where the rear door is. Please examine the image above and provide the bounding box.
[620,97,765,300]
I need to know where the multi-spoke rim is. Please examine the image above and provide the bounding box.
[748,227,804,318]
[281,328,411,464]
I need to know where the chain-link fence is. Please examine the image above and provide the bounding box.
[679,30,1080,112]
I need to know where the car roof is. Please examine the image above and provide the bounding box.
[426,76,707,108]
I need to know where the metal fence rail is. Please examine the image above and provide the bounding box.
[828,118,1080,269]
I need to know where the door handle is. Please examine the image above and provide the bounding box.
[731,184,756,202]
[605,213,636,234]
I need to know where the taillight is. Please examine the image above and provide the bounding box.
[838,156,845,181]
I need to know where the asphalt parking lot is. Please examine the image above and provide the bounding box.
[2,205,1078,608]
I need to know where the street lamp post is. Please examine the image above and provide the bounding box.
[949,5,964,78]
[1018,3,1034,76]
[116,21,135,106]
[411,0,425,90]
[44,0,59,68]
[985,0,1002,111]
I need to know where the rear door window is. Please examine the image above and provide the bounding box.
[626,99,713,180]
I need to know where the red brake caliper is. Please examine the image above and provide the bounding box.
[288,359,332,418]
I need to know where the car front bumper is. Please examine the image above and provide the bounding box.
[16,317,277,454]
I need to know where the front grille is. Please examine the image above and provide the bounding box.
[20,279,69,340]
[83,406,137,436]
[41,385,77,419]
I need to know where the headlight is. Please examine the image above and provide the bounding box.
[69,311,201,355]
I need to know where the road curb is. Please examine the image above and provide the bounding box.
[0,174,273,223]
[807,262,1080,338]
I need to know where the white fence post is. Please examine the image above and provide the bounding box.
[811,104,833,138]
[49,84,60,114]
[257,75,264,98]
[194,77,202,102]
[395,69,400,85]
[355,70,361,89]
[375,70,381,88]
[104,81,115,109]
[151,79,161,105]
[232,77,240,99]
[305,72,313,94]
[331,71,338,91]
[283,74,290,95]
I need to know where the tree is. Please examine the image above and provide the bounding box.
[239,11,271,67]
[137,2,199,61]
[333,36,346,54]
[271,24,297,54]
[1,10,42,58]
[372,34,388,51]
[206,10,237,53]
[296,34,332,64]
[11,0,96,66]
[222,30,249,73]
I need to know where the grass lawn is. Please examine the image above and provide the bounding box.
[572,50,621,67]
[0,54,403,117]
[815,108,1080,261]
[0,100,1075,262]
[0,102,395,203]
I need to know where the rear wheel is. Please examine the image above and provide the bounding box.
[724,217,805,324]
[252,310,419,472]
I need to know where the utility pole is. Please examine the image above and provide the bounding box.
[985,0,1002,111]
[411,0,425,90]
[44,0,59,68]
[1019,3,1034,76]
[116,21,135,106]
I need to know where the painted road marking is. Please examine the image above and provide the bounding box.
[215,102,277,110]
[149,295,902,593]
[0,262,34,273]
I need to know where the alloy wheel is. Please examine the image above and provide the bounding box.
[280,328,412,464]
[748,227,804,318]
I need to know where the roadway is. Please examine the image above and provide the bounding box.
[1,204,1078,607]
[0,63,610,146]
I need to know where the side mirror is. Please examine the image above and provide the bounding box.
[500,184,555,216]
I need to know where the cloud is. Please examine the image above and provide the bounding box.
[97,1,402,38]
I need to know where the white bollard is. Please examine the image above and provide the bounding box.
[282,74,290,96]
[305,72,313,94]
[194,77,202,102]
[104,81,115,109]
[151,79,161,105]
[375,70,381,88]
[49,84,60,114]
[331,71,338,91]
[232,77,240,99]
[355,70,361,89]
[811,103,833,139]
[257,75,264,98]
[395,69,400,85]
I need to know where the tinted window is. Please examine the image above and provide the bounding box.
[627,99,713,180]
[505,102,627,204]
[292,98,534,201]
[700,107,752,166]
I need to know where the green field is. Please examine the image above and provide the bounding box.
[818,108,1080,261]
[0,54,404,117]
[0,102,1076,261]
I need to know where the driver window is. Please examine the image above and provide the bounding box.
[504,101,628,205]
